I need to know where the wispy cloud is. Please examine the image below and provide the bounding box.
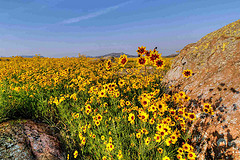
[61,1,133,24]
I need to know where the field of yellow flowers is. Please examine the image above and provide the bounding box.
[0,47,197,160]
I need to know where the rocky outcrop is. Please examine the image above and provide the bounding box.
[0,120,65,160]
[163,19,240,159]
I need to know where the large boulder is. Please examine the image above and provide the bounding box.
[0,120,65,160]
[163,19,240,159]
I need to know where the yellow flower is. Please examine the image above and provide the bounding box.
[140,97,150,108]
[118,54,128,67]
[117,150,123,159]
[155,58,165,69]
[182,69,193,78]
[105,59,112,70]
[149,118,155,125]
[162,156,170,160]
[101,135,105,140]
[138,111,149,122]
[188,152,197,159]
[81,137,86,145]
[136,132,141,139]
[106,143,114,151]
[137,56,147,66]
[165,138,172,146]
[118,79,125,87]
[128,113,135,124]
[144,137,151,145]
[96,114,103,121]
[95,120,100,126]
[182,143,191,152]
[98,90,106,97]
[136,46,146,55]
[141,128,149,135]
[154,134,161,143]
[73,150,78,158]
[157,148,163,153]
[177,148,184,155]
[188,113,196,120]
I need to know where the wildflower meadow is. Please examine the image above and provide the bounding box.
[0,47,199,160]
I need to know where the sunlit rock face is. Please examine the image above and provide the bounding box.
[163,19,240,159]
[0,120,65,160]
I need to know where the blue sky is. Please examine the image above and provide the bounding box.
[0,0,239,57]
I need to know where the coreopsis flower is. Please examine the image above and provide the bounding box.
[137,56,147,66]
[79,132,83,140]
[144,137,151,145]
[141,128,149,135]
[128,113,135,124]
[145,50,151,57]
[102,156,107,160]
[177,148,184,155]
[105,59,112,70]
[98,90,106,97]
[149,118,155,125]
[118,54,128,67]
[149,51,160,63]
[101,135,105,140]
[117,150,123,159]
[96,114,102,121]
[178,91,186,98]
[178,108,184,115]
[120,99,125,107]
[95,120,100,126]
[85,108,92,115]
[154,134,161,142]
[136,132,141,139]
[137,46,146,56]
[74,113,79,119]
[162,156,170,160]
[204,103,211,109]
[118,79,125,87]
[148,104,157,112]
[188,113,196,120]
[126,101,131,106]
[157,148,163,154]
[106,143,114,151]
[165,138,172,146]
[138,111,149,122]
[157,101,167,112]
[170,134,178,144]
[188,152,197,160]
[182,69,193,78]
[81,137,86,145]
[182,143,191,152]
[183,95,190,102]
[155,58,165,69]
[141,97,150,108]
[177,154,182,159]
[73,150,78,158]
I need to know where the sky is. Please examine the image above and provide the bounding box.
[0,0,240,58]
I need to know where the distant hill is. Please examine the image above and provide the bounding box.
[89,52,179,58]
[90,52,138,58]
[19,55,44,58]
[162,53,179,58]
